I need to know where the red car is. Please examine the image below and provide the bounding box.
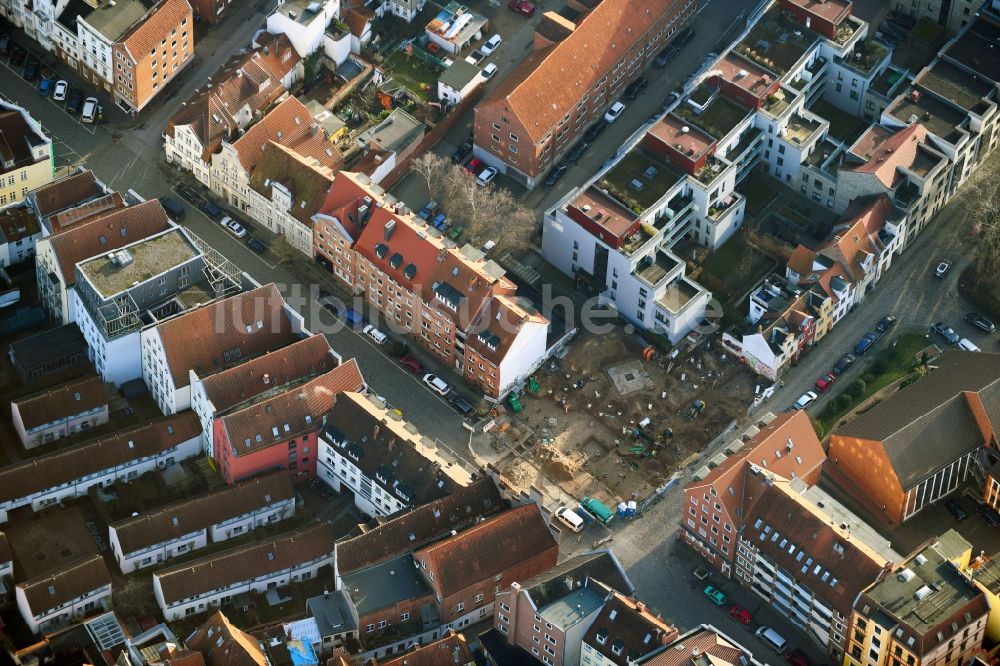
[400,355,423,374]
[464,157,483,175]
[785,648,811,666]
[815,372,837,392]
[728,606,752,625]
[508,0,535,16]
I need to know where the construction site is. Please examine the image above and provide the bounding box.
[474,327,756,509]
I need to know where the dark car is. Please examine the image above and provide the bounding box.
[654,45,677,67]
[66,88,84,114]
[584,120,607,142]
[199,200,222,218]
[623,76,648,100]
[879,21,905,40]
[887,10,917,29]
[832,353,857,375]
[157,197,186,220]
[785,649,811,666]
[566,141,589,163]
[854,332,879,356]
[9,44,27,67]
[676,26,695,46]
[450,393,475,417]
[931,321,960,345]
[23,58,40,81]
[876,315,897,333]
[246,235,267,253]
[399,355,423,374]
[978,504,1000,527]
[451,140,473,164]
[0,34,10,56]
[966,312,996,334]
[945,498,968,522]
[545,163,569,187]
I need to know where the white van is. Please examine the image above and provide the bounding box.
[555,507,584,533]
[958,338,981,352]
[755,626,787,654]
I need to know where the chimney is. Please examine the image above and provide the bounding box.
[636,602,646,613]
[373,424,380,440]
[263,373,270,384]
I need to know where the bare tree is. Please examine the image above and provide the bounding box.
[410,152,450,203]
[960,166,1000,278]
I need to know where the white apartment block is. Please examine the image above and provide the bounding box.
[266,0,339,57]
[15,555,112,635]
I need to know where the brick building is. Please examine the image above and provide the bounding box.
[473,0,700,189]
[112,0,194,112]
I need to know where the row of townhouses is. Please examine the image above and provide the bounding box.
[0,0,195,112]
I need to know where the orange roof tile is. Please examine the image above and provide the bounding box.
[849,124,927,188]
[254,32,302,79]
[415,503,558,598]
[354,205,444,292]
[478,0,685,143]
[187,611,267,666]
[47,192,126,234]
[232,97,340,173]
[154,284,300,385]
[344,6,374,38]
[31,169,103,219]
[118,0,192,64]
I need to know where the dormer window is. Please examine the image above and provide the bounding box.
[595,628,608,645]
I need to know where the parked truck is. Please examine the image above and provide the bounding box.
[580,497,614,525]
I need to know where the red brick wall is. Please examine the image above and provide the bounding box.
[827,435,904,523]
[214,420,318,484]
[777,0,842,39]
[113,2,193,111]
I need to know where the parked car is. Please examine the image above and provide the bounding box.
[363,324,388,344]
[200,200,222,218]
[476,166,498,186]
[399,355,423,374]
[52,79,68,101]
[832,353,857,375]
[945,497,968,521]
[931,321,960,344]
[729,606,752,624]
[793,391,818,410]
[423,373,451,396]
[81,97,99,123]
[876,315,897,333]
[481,62,498,79]
[246,235,267,253]
[815,373,837,392]
[676,26,695,46]
[37,78,52,97]
[566,141,588,163]
[23,58,40,81]
[157,196,186,220]
[9,44,27,67]
[966,312,996,333]
[934,260,951,278]
[654,45,677,67]
[623,76,648,100]
[584,120,607,142]
[978,504,1000,527]
[66,89,84,114]
[887,10,917,29]
[604,101,626,123]
[545,163,569,187]
[0,34,9,56]
[464,157,483,174]
[451,140,473,163]
[480,34,503,56]
[854,332,879,356]
[450,393,474,417]
[464,50,486,66]
[958,338,981,352]
[785,648,811,666]
[703,586,726,606]
[879,20,905,40]
[219,216,247,238]
[507,0,535,16]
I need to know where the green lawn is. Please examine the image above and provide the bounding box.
[810,99,866,144]
[385,51,440,101]
[814,333,930,435]
[699,232,774,303]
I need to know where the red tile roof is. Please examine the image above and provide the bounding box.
[344,6,374,38]
[478,0,685,143]
[643,627,753,666]
[415,503,557,598]
[849,124,927,188]
[118,0,192,64]
[583,589,677,665]
[378,629,473,666]
[220,359,365,456]
[254,32,302,79]
[46,193,126,234]
[315,172,381,242]
[17,554,111,616]
[0,205,40,244]
[0,413,200,504]
[187,611,267,666]
[354,204,444,292]
[154,523,335,605]
[232,97,341,173]
[46,200,171,287]
[13,375,107,431]
[198,334,337,413]
[153,284,300,385]
[31,169,102,219]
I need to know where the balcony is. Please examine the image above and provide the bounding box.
[635,251,681,287]
[656,277,706,315]
[621,224,658,257]
[762,89,793,118]
[894,182,920,209]
[708,192,743,223]
[692,156,727,186]
[837,39,887,77]
[784,114,823,146]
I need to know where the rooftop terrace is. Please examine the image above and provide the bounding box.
[676,96,751,140]
[600,149,684,212]
[657,278,704,314]
[945,17,1000,84]
[888,87,967,144]
[838,39,888,76]
[647,114,716,164]
[716,53,778,98]
[918,60,996,115]
[783,0,852,26]
[568,187,639,243]
[785,114,824,146]
[737,9,819,75]
[871,67,908,98]
[78,229,199,299]
[636,251,680,286]
[274,0,326,24]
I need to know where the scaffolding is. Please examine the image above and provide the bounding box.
[185,228,243,298]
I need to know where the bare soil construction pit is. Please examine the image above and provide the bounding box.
[494,328,754,503]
